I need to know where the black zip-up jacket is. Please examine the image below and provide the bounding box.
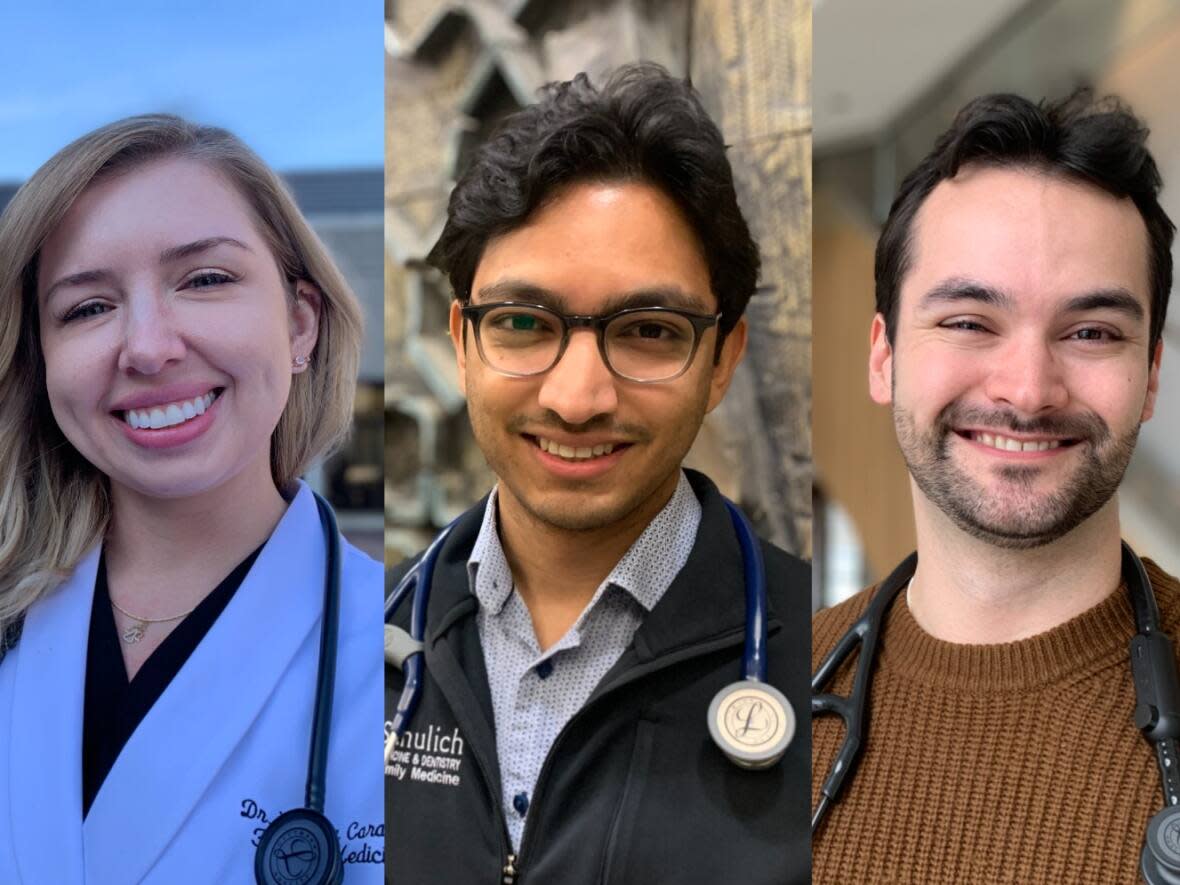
[385,471,810,884]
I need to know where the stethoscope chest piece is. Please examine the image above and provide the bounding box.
[707,679,795,769]
[1143,806,1180,884]
[255,807,344,885]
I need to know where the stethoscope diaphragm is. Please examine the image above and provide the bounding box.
[1143,805,1180,884]
[254,807,344,885]
[707,680,795,770]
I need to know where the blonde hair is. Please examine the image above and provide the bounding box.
[0,115,363,635]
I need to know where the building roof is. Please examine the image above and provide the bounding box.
[282,168,384,215]
[0,169,382,218]
[0,183,19,215]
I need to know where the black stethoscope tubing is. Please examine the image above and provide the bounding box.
[811,542,1180,884]
[810,549,914,832]
[306,492,342,814]
[253,491,345,885]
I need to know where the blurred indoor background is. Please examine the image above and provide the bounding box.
[814,0,1180,607]
[0,0,386,556]
[384,0,813,565]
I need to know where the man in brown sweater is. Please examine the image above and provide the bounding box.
[812,91,1178,883]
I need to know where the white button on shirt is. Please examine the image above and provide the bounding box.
[467,471,702,850]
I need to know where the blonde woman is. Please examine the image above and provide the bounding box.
[0,116,383,884]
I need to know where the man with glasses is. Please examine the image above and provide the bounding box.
[386,64,809,884]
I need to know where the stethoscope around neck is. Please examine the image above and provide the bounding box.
[384,499,796,772]
[251,492,345,885]
[811,542,1180,884]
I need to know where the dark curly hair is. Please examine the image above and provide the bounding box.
[427,62,759,345]
[876,90,1174,358]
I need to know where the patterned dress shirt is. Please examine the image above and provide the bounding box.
[467,470,702,849]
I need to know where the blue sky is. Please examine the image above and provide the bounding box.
[0,1,384,180]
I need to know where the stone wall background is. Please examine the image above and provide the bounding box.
[385,0,811,560]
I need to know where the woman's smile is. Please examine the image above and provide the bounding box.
[114,388,225,450]
[121,389,219,431]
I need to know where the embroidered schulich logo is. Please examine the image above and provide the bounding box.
[384,722,465,787]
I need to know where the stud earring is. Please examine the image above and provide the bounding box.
[293,355,309,370]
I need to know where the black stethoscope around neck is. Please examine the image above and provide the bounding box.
[384,498,796,772]
[812,542,1180,884]
[252,491,345,885]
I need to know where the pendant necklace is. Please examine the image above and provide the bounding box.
[109,597,197,644]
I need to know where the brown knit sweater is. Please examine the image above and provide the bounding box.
[812,557,1180,884]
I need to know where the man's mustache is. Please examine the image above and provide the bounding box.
[506,412,652,442]
[934,403,1111,442]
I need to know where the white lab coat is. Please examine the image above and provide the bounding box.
[0,482,384,883]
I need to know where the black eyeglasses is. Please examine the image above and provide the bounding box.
[460,301,720,383]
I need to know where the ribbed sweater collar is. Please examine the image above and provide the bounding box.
[877,577,1136,693]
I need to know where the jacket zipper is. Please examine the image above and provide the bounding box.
[506,623,753,882]
[432,674,517,885]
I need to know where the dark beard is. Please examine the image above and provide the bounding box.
[893,401,1138,549]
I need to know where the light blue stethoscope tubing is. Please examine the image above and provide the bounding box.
[385,498,769,741]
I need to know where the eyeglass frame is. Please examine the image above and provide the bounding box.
[459,300,722,383]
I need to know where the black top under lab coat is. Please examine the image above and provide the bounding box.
[82,546,261,816]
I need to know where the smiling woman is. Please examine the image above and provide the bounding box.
[0,117,362,624]
[37,157,331,509]
[0,116,384,883]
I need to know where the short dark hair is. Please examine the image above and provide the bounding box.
[427,62,759,343]
[875,90,1175,355]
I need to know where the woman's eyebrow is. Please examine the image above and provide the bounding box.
[43,268,116,304]
[158,236,252,263]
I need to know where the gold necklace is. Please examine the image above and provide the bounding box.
[109,596,197,645]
